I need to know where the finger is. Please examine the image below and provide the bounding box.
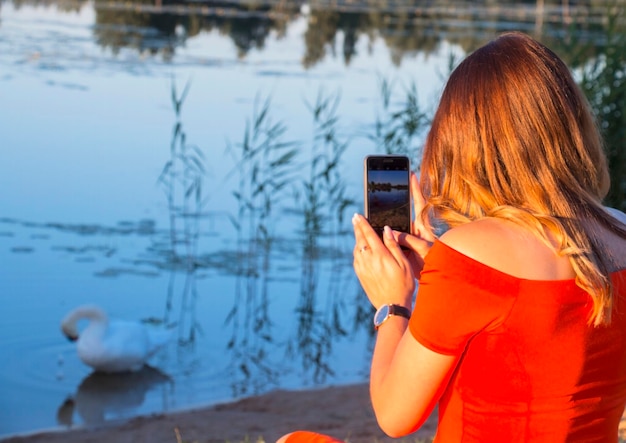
[353,243,371,256]
[395,231,431,279]
[352,213,385,253]
[383,226,409,266]
[352,213,365,251]
[352,213,378,257]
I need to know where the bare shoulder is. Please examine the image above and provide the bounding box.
[438,218,521,267]
[438,218,575,280]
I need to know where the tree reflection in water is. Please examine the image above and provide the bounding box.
[9,0,625,403]
[93,0,296,61]
[8,0,617,67]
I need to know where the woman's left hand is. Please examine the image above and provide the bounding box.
[352,214,416,309]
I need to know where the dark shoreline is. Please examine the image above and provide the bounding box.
[0,383,438,443]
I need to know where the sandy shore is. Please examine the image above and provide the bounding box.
[1,383,437,443]
[5,382,626,443]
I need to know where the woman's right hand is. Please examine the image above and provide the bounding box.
[394,173,436,278]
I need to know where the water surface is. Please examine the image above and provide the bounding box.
[0,0,614,437]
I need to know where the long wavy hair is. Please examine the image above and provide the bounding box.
[420,32,626,326]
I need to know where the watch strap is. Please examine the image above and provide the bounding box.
[388,304,411,320]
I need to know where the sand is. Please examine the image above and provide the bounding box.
[0,383,438,443]
[6,383,626,443]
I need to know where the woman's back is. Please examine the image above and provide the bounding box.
[413,212,626,442]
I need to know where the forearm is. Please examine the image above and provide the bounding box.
[369,316,411,433]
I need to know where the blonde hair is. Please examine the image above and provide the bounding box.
[420,32,625,326]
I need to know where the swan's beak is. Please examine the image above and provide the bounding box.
[66,334,78,342]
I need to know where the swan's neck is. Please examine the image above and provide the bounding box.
[62,305,109,339]
[70,306,108,323]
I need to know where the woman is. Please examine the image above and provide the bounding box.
[279,32,626,442]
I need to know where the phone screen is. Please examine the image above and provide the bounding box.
[364,155,411,237]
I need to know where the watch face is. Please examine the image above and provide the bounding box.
[374,304,390,327]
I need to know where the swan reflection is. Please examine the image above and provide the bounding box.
[57,365,172,427]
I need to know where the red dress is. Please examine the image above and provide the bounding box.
[284,240,626,443]
[410,240,626,442]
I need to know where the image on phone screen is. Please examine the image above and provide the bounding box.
[365,156,411,237]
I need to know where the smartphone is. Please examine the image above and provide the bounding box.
[364,155,411,239]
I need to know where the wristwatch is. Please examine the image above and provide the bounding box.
[373,304,411,330]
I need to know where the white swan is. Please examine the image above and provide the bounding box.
[61,305,172,373]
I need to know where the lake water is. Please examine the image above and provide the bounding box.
[0,0,615,438]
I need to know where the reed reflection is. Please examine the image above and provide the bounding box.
[223,95,300,396]
[288,91,356,382]
[369,78,431,162]
[157,80,208,345]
